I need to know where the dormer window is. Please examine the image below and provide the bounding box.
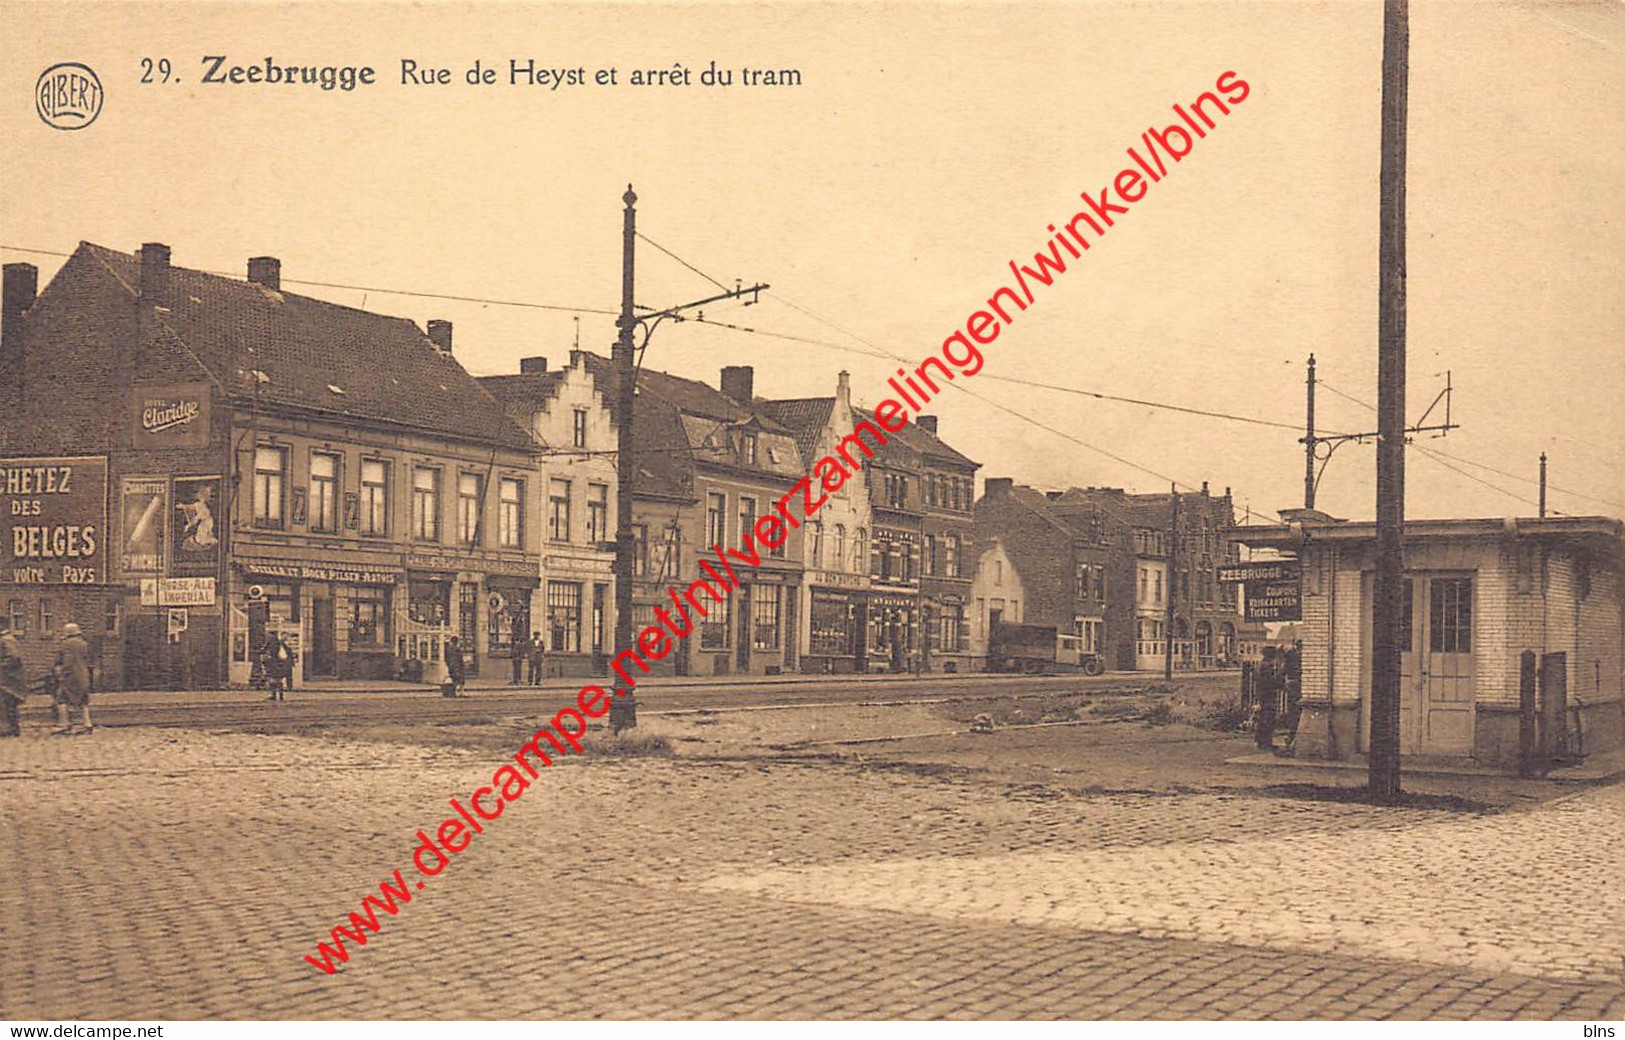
[740,432,758,467]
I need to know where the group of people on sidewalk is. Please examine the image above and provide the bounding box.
[0,616,96,737]
[1250,642,1303,755]
[437,632,546,699]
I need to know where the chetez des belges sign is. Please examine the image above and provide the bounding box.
[0,455,108,584]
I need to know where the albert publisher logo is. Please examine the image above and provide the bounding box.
[36,62,103,131]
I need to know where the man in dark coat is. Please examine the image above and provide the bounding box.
[53,622,94,735]
[0,616,25,737]
[263,633,293,701]
[1254,647,1281,751]
[528,632,545,686]
[510,630,529,686]
[445,637,466,697]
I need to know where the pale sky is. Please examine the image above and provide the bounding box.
[4,0,1621,523]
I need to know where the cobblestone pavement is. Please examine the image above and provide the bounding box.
[1,728,1622,1020]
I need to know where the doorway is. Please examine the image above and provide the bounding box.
[309,598,337,677]
[1368,572,1475,755]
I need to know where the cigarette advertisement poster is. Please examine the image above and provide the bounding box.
[119,476,167,576]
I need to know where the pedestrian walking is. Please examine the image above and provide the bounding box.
[510,630,529,686]
[263,633,293,702]
[0,616,26,737]
[1253,647,1281,751]
[527,632,545,686]
[52,622,93,736]
[445,637,466,697]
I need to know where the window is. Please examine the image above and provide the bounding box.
[8,599,24,635]
[572,408,588,449]
[39,598,53,634]
[739,496,757,549]
[700,594,731,650]
[350,588,389,647]
[751,586,781,650]
[945,535,960,578]
[706,492,727,549]
[834,525,846,572]
[411,466,440,541]
[925,535,939,576]
[549,479,571,542]
[939,605,963,652]
[361,459,389,536]
[659,525,681,579]
[994,559,1004,587]
[104,599,120,634]
[740,432,758,467]
[809,520,823,568]
[1076,562,1089,599]
[1153,570,1163,605]
[950,480,961,512]
[851,527,864,570]
[309,451,340,532]
[632,523,649,577]
[254,446,287,528]
[586,484,609,543]
[1139,567,1148,602]
[457,472,483,547]
[499,478,524,548]
[927,477,938,508]
[1429,578,1472,653]
[546,581,582,653]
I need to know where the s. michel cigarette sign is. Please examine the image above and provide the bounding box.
[129,383,212,449]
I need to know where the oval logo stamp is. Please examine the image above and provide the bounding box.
[36,62,104,131]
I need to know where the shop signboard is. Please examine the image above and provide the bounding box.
[0,455,108,585]
[129,383,211,449]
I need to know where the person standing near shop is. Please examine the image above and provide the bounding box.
[263,632,293,702]
[1253,647,1282,751]
[0,616,26,737]
[52,622,94,736]
[528,631,545,686]
[510,629,529,686]
[445,636,466,697]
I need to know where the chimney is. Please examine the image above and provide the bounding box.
[1202,480,1210,496]
[247,256,281,292]
[985,477,1014,497]
[427,319,453,353]
[138,242,170,301]
[520,356,548,374]
[836,370,851,407]
[916,414,938,434]
[2,262,38,356]
[721,364,754,404]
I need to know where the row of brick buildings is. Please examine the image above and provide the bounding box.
[0,242,1254,688]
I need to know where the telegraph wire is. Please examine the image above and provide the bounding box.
[634,232,729,293]
[1412,443,1561,516]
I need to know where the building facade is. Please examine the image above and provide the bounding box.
[480,352,619,676]
[1234,515,1625,768]
[904,416,979,674]
[1,244,541,689]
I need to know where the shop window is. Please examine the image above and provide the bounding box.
[408,579,447,626]
[350,588,390,647]
[459,582,479,650]
[254,446,287,528]
[587,484,609,544]
[361,459,390,536]
[809,595,852,656]
[751,586,781,650]
[411,467,441,541]
[547,581,582,653]
[549,479,571,542]
[499,478,524,549]
[705,492,727,549]
[457,473,483,547]
[700,594,731,650]
[309,451,340,532]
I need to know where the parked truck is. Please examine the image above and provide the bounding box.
[987,621,1104,675]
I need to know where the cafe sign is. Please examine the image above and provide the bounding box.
[0,455,108,585]
[130,382,212,449]
[237,557,400,585]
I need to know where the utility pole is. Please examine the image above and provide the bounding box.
[1164,484,1178,681]
[1539,453,1547,518]
[1369,0,1409,805]
[1304,354,1317,509]
[611,185,639,729]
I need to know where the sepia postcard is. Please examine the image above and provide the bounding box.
[1,0,1622,1028]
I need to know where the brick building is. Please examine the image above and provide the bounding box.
[0,244,540,689]
[1235,515,1625,768]
[480,352,619,676]
[902,415,980,674]
[758,372,873,674]
[579,356,806,677]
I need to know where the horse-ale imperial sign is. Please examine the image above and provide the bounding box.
[0,455,109,584]
[129,382,212,449]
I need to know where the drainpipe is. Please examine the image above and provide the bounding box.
[1326,546,1338,758]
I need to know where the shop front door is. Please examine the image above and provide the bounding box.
[310,598,337,677]
[1373,574,1474,756]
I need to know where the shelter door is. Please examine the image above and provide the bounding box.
[1419,575,1474,754]
[1396,578,1420,754]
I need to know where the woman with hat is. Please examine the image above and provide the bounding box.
[52,621,93,736]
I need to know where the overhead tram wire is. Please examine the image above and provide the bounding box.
[1318,376,1625,514]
